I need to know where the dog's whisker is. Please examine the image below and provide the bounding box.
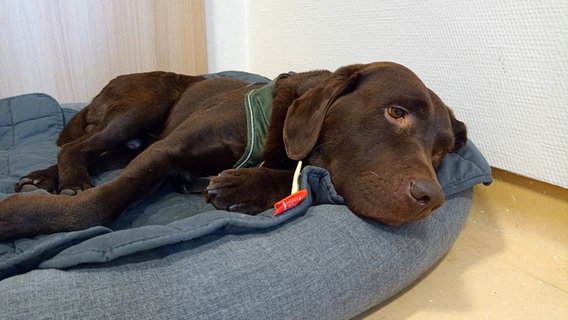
[361,171,380,178]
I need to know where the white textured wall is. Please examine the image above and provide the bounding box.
[205,0,568,188]
[204,0,247,72]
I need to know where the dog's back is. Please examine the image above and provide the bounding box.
[57,72,205,146]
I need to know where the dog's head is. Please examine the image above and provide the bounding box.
[283,62,467,225]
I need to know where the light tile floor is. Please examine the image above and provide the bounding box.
[356,168,568,319]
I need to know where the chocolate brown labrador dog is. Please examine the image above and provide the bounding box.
[0,62,466,240]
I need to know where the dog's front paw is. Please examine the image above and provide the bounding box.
[206,170,272,214]
[205,168,293,214]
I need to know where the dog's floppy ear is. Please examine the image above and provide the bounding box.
[430,89,467,152]
[283,67,361,160]
[449,108,467,151]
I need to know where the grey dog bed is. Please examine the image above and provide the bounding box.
[0,72,492,319]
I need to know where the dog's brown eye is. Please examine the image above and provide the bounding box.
[387,106,408,119]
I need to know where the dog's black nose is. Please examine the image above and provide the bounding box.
[409,179,445,213]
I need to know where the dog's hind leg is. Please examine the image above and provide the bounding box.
[15,165,59,193]
[53,93,185,195]
[14,103,164,195]
[54,119,144,195]
[0,140,183,240]
[14,107,92,194]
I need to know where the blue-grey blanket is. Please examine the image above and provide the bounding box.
[0,89,492,280]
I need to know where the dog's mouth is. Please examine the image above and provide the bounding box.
[341,171,445,225]
[351,202,441,226]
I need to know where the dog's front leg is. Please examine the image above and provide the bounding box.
[0,141,174,241]
[206,167,294,214]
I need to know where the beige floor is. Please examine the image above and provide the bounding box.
[356,168,568,319]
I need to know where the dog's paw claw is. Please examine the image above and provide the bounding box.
[15,169,58,193]
[58,182,93,196]
[16,177,45,193]
[18,177,33,184]
[19,184,40,193]
[205,186,218,196]
[60,188,78,196]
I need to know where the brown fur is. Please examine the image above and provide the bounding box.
[0,62,466,240]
